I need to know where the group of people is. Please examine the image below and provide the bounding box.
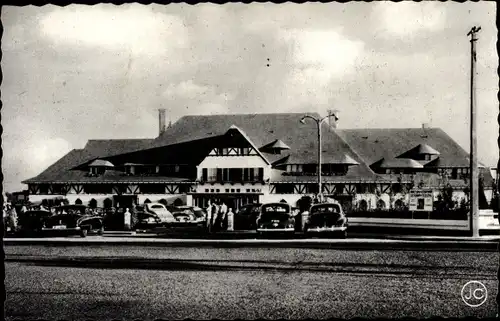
[206,200,234,232]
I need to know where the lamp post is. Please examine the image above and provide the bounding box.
[300,113,338,200]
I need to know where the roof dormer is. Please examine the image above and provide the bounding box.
[88,159,114,176]
[260,139,291,155]
[397,143,440,162]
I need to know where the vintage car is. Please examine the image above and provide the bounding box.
[40,205,104,237]
[256,202,295,236]
[234,203,262,230]
[304,202,348,238]
[144,203,176,223]
[16,209,53,236]
[165,207,208,235]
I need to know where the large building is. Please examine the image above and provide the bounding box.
[22,111,494,212]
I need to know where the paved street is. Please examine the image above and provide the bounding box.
[5,243,499,319]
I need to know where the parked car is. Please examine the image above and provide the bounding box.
[164,207,208,235]
[16,209,53,236]
[256,203,295,236]
[144,203,176,223]
[234,203,262,230]
[304,202,348,238]
[40,205,104,237]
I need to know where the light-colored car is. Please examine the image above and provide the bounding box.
[144,203,175,223]
[304,202,348,238]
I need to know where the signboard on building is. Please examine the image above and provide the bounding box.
[409,190,434,211]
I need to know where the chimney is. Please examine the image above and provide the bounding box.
[327,109,339,128]
[158,108,167,136]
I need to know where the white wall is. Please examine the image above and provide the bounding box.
[194,182,266,194]
[197,156,271,180]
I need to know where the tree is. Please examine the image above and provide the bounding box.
[144,199,151,204]
[75,198,83,205]
[280,199,287,203]
[158,199,169,206]
[296,195,313,213]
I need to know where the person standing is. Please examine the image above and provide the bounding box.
[220,201,228,230]
[212,201,220,232]
[123,208,131,231]
[8,205,18,233]
[206,200,213,232]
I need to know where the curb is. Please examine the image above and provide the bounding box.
[4,237,499,251]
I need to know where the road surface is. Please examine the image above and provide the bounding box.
[5,244,499,319]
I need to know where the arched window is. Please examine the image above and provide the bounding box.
[394,199,404,210]
[144,198,151,204]
[89,198,98,209]
[280,199,287,204]
[359,199,368,211]
[376,199,386,210]
[173,198,184,206]
[103,198,113,209]
[75,198,83,205]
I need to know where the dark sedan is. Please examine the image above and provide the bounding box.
[256,203,295,236]
[304,203,348,238]
[40,205,104,237]
[16,209,53,236]
[234,203,262,230]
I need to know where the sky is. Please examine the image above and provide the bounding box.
[1,2,498,192]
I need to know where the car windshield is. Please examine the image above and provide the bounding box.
[310,205,341,215]
[261,204,290,214]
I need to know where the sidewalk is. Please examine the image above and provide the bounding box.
[101,229,500,242]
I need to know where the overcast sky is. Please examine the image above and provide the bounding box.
[1,2,498,192]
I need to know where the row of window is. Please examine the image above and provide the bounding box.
[273,183,405,194]
[204,188,262,193]
[201,168,264,182]
[32,184,189,195]
[285,164,349,176]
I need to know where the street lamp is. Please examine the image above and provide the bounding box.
[300,113,338,200]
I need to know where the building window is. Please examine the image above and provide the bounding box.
[358,199,368,211]
[246,189,250,192]
[241,147,250,155]
[175,165,180,173]
[205,189,209,193]
[306,184,319,194]
[424,154,431,161]
[226,189,230,193]
[231,189,235,193]
[236,189,240,192]
[376,199,386,210]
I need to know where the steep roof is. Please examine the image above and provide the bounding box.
[23,139,154,184]
[153,113,376,179]
[261,139,291,150]
[337,128,471,167]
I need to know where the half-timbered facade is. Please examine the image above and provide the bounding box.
[22,111,492,211]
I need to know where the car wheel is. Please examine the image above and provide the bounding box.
[80,228,88,238]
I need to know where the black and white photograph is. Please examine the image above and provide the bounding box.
[2,1,499,319]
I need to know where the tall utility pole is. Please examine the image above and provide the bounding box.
[467,26,481,237]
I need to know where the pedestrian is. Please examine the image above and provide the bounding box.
[206,201,213,231]
[212,201,220,232]
[8,206,18,233]
[124,208,131,231]
[219,201,228,230]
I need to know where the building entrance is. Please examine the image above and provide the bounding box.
[193,194,260,212]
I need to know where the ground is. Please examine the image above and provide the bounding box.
[4,244,498,319]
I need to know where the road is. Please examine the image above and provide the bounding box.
[4,243,499,319]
